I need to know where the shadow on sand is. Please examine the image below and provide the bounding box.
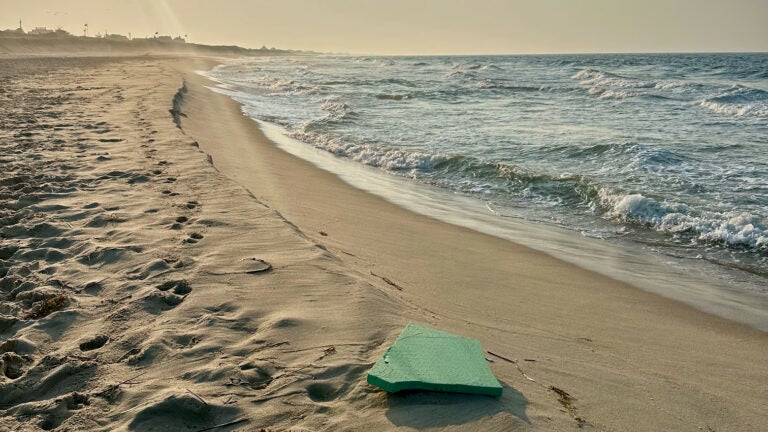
[384,382,528,428]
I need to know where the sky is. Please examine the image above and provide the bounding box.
[2,0,767,55]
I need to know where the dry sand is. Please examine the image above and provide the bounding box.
[0,54,765,431]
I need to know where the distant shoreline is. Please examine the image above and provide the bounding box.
[3,34,766,58]
[0,33,310,57]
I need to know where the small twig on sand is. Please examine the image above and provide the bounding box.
[117,371,147,386]
[193,418,249,432]
[370,271,403,291]
[487,351,517,364]
[187,388,208,406]
[98,371,148,399]
[488,351,537,382]
[279,342,363,353]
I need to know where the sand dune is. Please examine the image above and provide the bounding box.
[0,54,765,431]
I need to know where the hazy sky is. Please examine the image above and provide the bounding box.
[2,0,767,54]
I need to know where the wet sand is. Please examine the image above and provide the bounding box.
[0,54,765,431]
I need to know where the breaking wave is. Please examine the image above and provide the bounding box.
[573,69,655,89]
[573,68,707,100]
[700,86,768,117]
[598,191,767,251]
[288,130,451,171]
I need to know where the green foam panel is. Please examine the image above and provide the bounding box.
[367,323,503,397]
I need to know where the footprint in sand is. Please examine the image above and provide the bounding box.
[127,174,150,185]
[306,382,340,402]
[0,339,35,380]
[0,352,26,379]
[156,280,192,295]
[170,216,190,230]
[236,360,276,390]
[183,232,204,244]
[36,393,90,430]
[142,280,190,311]
[127,394,240,431]
[78,334,109,352]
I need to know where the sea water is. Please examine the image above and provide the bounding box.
[204,53,768,329]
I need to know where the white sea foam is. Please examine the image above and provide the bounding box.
[700,86,768,117]
[598,190,767,250]
[592,88,636,99]
[289,130,450,171]
[654,80,693,90]
[572,69,654,89]
[700,100,768,117]
[574,69,705,100]
[320,99,349,114]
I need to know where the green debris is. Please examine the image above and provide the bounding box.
[367,323,502,397]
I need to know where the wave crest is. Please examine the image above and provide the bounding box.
[700,86,768,117]
[572,69,654,89]
[289,130,451,171]
[598,191,767,250]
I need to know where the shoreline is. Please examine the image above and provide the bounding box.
[0,54,765,431]
[203,56,768,332]
[248,115,768,331]
[181,62,767,429]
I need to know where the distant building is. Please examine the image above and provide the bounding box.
[28,27,54,35]
[172,36,185,43]
[156,35,172,42]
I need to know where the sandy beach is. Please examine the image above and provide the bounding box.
[0,53,766,432]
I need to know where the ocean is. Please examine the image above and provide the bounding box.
[203,53,768,328]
